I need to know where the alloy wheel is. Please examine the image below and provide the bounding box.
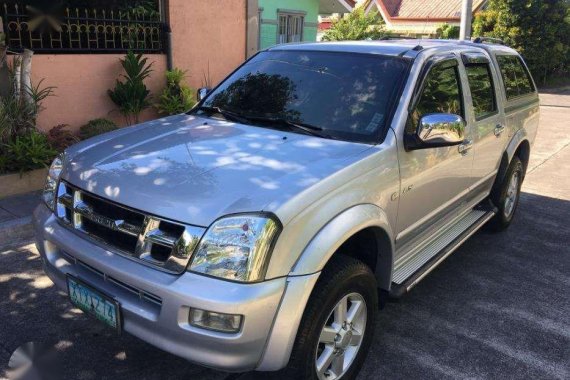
[315,292,367,380]
[504,170,520,218]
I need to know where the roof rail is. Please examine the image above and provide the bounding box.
[472,37,505,45]
[379,36,420,41]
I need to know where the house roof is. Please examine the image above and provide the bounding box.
[372,0,487,21]
[320,0,357,14]
[318,18,334,31]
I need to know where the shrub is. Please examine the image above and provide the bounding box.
[436,24,460,39]
[79,118,118,140]
[156,68,196,116]
[108,51,153,125]
[47,124,80,151]
[119,0,159,19]
[0,131,58,174]
[321,8,387,41]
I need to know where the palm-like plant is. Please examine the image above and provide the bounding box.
[108,51,153,125]
[156,68,196,116]
[0,60,55,144]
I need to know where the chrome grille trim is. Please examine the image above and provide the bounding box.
[146,229,178,247]
[74,201,143,237]
[56,181,206,274]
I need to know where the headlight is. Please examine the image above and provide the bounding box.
[43,154,64,211]
[189,214,281,282]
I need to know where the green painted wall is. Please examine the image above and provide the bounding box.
[259,0,319,49]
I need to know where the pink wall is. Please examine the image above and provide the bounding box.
[168,0,246,88]
[31,54,167,132]
[18,1,247,133]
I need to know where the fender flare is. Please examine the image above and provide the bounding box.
[258,204,395,371]
[505,128,529,163]
[289,203,395,289]
[494,128,530,195]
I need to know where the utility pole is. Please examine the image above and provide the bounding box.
[459,0,473,40]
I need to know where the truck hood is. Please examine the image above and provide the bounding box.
[63,114,372,226]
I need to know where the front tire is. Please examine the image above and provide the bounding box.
[285,255,378,380]
[488,156,524,232]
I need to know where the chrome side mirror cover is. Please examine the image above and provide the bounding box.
[197,87,211,102]
[406,113,465,150]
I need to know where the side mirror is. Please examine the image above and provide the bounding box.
[197,87,211,102]
[405,113,465,151]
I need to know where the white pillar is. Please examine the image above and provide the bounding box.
[459,0,473,40]
[21,49,34,104]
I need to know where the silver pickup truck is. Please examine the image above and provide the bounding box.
[34,39,539,379]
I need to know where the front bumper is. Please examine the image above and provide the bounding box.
[33,204,293,372]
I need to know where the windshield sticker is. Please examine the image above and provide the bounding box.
[366,113,384,132]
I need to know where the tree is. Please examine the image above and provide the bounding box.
[322,8,387,41]
[473,0,570,84]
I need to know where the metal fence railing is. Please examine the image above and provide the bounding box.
[1,3,167,54]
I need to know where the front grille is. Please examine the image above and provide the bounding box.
[56,181,205,273]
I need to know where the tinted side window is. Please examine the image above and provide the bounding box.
[512,57,534,95]
[496,55,535,99]
[411,63,463,130]
[465,64,497,119]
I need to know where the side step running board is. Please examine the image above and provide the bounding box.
[390,205,496,298]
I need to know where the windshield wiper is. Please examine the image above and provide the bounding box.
[193,107,333,139]
[245,116,332,139]
[193,106,251,124]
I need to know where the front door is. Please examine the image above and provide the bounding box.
[396,56,474,254]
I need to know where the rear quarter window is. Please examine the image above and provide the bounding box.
[465,64,497,120]
[496,55,535,100]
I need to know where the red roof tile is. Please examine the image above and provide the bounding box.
[377,0,486,21]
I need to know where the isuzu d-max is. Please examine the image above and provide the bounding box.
[34,39,539,379]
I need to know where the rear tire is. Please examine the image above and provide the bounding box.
[284,255,378,380]
[488,156,524,232]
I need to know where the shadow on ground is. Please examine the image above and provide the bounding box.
[1,192,569,379]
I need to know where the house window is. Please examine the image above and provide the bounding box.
[277,11,304,44]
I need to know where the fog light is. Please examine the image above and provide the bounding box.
[189,308,242,333]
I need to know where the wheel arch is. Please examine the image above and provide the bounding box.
[514,139,531,176]
[258,205,395,371]
[505,128,531,170]
[289,203,395,290]
[492,129,531,198]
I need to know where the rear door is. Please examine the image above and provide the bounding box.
[494,54,540,159]
[461,52,505,196]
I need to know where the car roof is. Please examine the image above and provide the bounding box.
[267,39,519,58]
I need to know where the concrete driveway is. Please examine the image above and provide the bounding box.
[1,91,569,380]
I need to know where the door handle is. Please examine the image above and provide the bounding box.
[458,139,473,155]
[494,124,505,137]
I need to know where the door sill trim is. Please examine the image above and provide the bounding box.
[390,202,497,298]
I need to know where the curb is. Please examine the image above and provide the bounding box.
[0,216,34,248]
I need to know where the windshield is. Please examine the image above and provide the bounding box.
[195,50,409,143]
